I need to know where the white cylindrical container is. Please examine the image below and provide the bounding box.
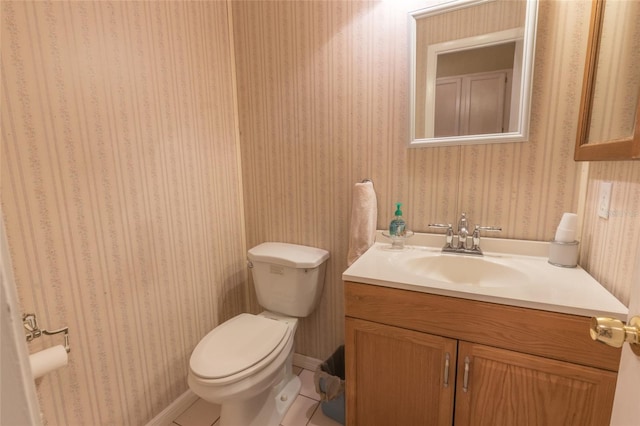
[548,240,579,268]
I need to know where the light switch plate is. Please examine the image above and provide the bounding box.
[597,182,613,219]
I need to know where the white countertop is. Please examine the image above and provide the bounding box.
[343,232,628,320]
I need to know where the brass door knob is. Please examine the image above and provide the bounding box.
[590,316,640,355]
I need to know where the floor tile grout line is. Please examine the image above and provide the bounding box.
[174,367,325,426]
[306,398,321,426]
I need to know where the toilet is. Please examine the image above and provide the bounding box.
[188,242,330,426]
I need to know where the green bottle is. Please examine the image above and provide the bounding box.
[389,203,406,237]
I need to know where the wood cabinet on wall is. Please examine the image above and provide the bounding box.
[344,281,621,426]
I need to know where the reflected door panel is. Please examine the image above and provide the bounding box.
[434,71,507,137]
[435,78,462,137]
[465,72,507,135]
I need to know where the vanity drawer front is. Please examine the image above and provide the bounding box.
[344,281,621,371]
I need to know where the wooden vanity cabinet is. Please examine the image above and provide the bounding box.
[344,281,621,426]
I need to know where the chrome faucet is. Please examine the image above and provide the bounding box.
[429,213,501,255]
[457,212,470,249]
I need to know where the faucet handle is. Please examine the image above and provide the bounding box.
[429,223,452,229]
[472,225,502,249]
[474,225,502,233]
[429,223,454,248]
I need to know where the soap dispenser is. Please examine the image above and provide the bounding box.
[389,203,406,237]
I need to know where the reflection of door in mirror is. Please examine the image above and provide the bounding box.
[413,0,526,140]
[435,72,509,136]
[434,43,514,137]
[587,0,640,144]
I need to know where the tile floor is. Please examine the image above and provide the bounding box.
[172,366,343,426]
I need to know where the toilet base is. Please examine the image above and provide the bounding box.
[219,373,301,426]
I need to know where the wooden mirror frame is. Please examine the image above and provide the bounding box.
[575,0,640,161]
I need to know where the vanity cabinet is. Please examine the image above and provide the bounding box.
[344,281,621,426]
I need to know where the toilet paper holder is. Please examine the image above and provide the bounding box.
[23,313,70,353]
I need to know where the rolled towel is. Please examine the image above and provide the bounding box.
[347,181,377,266]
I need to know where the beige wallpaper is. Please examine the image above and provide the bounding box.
[581,162,640,306]
[1,1,246,425]
[2,0,638,424]
[234,0,591,359]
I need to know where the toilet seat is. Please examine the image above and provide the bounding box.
[190,313,291,385]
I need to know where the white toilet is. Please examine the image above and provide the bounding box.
[188,242,330,426]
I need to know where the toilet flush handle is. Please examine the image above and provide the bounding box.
[247,260,254,269]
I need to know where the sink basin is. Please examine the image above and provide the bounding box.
[402,254,532,287]
[342,234,629,320]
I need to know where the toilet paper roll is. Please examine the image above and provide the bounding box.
[29,345,68,379]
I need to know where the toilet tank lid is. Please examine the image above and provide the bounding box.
[248,242,330,268]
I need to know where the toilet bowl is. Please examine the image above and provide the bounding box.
[188,312,300,426]
[188,242,329,426]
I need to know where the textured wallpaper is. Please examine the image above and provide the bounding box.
[581,162,640,305]
[2,0,638,424]
[233,0,591,359]
[1,1,246,424]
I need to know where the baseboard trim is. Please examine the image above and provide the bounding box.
[146,389,198,426]
[293,352,322,371]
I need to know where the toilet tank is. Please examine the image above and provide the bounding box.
[247,242,330,317]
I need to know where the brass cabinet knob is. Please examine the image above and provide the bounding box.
[590,316,640,355]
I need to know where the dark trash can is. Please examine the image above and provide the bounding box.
[314,345,345,425]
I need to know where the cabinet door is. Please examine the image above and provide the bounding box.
[345,318,456,426]
[455,342,618,426]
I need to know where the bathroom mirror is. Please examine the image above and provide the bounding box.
[409,0,538,147]
[574,0,640,161]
